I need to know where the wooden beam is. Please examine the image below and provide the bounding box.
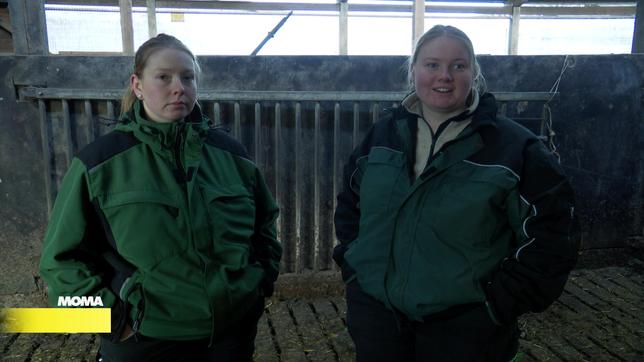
[46,0,507,15]
[43,1,636,17]
[120,0,134,54]
[509,2,521,55]
[47,0,636,18]
[412,0,425,48]
[520,6,635,17]
[18,87,555,103]
[8,0,48,55]
[633,1,643,53]
[147,0,157,38]
[339,0,348,55]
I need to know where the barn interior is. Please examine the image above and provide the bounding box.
[0,1,642,360]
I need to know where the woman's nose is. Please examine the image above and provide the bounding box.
[438,67,453,81]
[171,76,185,93]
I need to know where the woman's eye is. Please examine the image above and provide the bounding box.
[453,64,467,70]
[425,63,439,69]
[157,74,169,81]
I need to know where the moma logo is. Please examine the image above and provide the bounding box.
[57,296,104,307]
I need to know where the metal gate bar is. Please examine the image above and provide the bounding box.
[26,89,553,273]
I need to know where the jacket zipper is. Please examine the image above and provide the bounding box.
[427,118,452,160]
[395,117,453,315]
[382,118,411,331]
[393,114,478,319]
[178,125,219,347]
[174,123,216,346]
[173,123,187,180]
[387,107,493,318]
[128,283,145,337]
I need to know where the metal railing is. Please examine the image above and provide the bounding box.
[21,87,553,273]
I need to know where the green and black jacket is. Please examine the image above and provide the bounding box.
[333,93,579,324]
[39,101,282,342]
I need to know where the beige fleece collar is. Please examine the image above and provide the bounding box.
[401,89,480,119]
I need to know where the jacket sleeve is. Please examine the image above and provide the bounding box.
[38,158,128,341]
[333,127,376,281]
[484,140,580,325]
[251,168,282,297]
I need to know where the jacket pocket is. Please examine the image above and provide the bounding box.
[103,298,129,343]
[431,176,509,247]
[124,282,146,337]
[98,191,185,269]
[201,185,256,245]
[359,147,407,212]
[104,270,144,343]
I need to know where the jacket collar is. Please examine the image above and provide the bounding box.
[469,92,498,129]
[116,100,209,152]
[398,90,497,130]
[401,88,481,120]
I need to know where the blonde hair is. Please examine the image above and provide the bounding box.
[120,33,200,115]
[407,25,486,95]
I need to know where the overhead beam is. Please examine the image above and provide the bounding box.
[520,6,634,17]
[633,1,643,53]
[159,1,507,14]
[8,0,48,55]
[44,0,637,18]
[508,1,521,55]
[412,0,425,48]
[147,0,157,38]
[339,0,348,55]
[120,0,134,54]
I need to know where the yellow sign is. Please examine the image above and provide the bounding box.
[171,13,185,22]
[0,308,111,333]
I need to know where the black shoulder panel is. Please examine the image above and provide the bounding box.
[498,116,541,150]
[204,128,250,159]
[77,131,141,170]
[468,116,538,177]
[369,107,411,150]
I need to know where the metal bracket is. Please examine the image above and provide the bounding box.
[13,80,48,102]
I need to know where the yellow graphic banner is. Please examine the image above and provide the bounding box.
[0,308,111,333]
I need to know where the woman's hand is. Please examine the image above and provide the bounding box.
[119,323,134,342]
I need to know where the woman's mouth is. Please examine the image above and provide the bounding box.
[433,88,452,93]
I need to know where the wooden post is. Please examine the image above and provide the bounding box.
[339,0,348,55]
[8,0,48,55]
[147,0,157,38]
[120,0,134,55]
[508,1,521,55]
[633,1,643,53]
[412,0,425,48]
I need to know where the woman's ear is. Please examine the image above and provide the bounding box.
[130,74,143,100]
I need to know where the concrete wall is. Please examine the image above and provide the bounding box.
[0,54,642,300]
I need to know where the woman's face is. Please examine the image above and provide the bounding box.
[413,36,474,115]
[131,48,197,123]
